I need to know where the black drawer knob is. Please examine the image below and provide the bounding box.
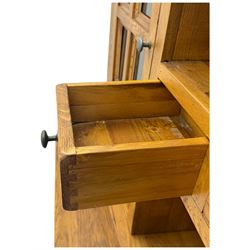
[41,130,57,148]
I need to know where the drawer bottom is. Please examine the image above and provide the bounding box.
[73,115,191,147]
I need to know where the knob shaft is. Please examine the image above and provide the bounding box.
[136,37,152,53]
[41,130,57,148]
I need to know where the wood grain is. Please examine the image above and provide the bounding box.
[113,20,123,81]
[179,108,204,138]
[57,78,209,245]
[192,149,209,211]
[55,133,204,247]
[119,3,130,15]
[133,3,150,31]
[127,33,137,80]
[161,3,184,62]
[66,79,161,87]
[172,3,209,60]
[117,6,148,46]
[67,80,170,105]
[73,116,186,147]
[55,144,80,246]
[122,30,132,80]
[202,194,210,226]
[57,79,208,213]
[73,121,112,147]
[67,81,181,122]
[127,108,208,238]
[115,3,161,80]
[55,2,211,246]
[56,84,75,155]
[159,61,209,137]
[162,3,209,61]
[181,195,209,247]
[70,100,180,123]
[149,3,171,78]
[60,155,78,211]
[158,61,209,245]
[107,3,118,81]
[140,3,161,79]
[130,198,195,234]
[55,144,204,247]
[164,61,209,96]
[62,137,208,210]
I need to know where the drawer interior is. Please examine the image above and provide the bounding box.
[58,81,207,210]
[67,81,204,148]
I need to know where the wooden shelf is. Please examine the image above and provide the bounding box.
[159,61,209,138]
[158,61,210,246]
[161,61,209,97]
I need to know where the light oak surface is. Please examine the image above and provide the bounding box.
[181,195,209,247]
[56,80,208,211]
[55,108,205,245]
[202,194,210,226]
[55,144,204,247]
[181,149,209,246]
[150,3,209,78]
[69,138,208,210]
[55,2,210,246]
[162,3,209,61]
[171,3,209,60]
[56,84,75,155]
[193,149,209,211]
[159,61,209,138]
[158,61,210,246]
[108,3,161,81]
[107,4,118,81]
[73,116,186,147]
[130,198,196,234]
[55,78,209,245]
[150,3,171,78]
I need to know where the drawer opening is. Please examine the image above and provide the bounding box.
[57,81,208,210]
[66,81,204,148]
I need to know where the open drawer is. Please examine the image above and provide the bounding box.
[56,80,208,211]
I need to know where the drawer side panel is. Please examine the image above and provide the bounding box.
[61,138,208,210]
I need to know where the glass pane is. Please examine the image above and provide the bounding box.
[119,27,127,80]
[141,3,152,17]
[133,49,145,80]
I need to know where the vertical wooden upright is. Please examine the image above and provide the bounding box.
[107,2,209,246]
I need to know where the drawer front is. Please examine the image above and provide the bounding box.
[56,80,208,211]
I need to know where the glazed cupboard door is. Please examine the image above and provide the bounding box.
[107,3,160,81]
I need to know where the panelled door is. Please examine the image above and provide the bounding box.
[108,3,161,81]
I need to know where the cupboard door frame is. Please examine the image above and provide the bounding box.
[108,3,160,81]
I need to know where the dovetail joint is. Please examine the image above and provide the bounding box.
[60,155,79,211]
